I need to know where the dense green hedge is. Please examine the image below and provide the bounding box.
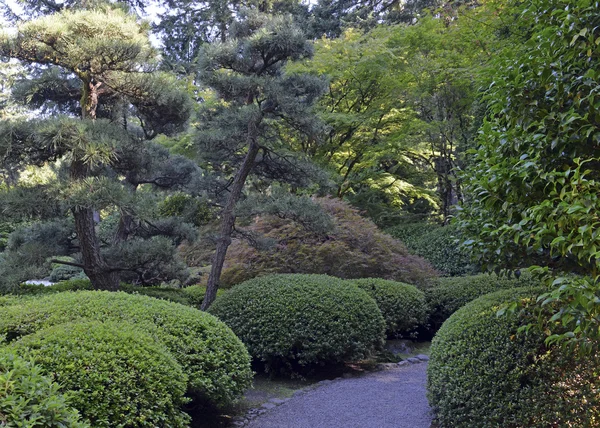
[12,321,189,427]
[209,274,386,374]
[0,291,252,409]
[386,223,476,276]
[428,287,600,427]
[425,271,540,334]
[0,349,89,427]
[347,278,427,337]
[14,279,221,309]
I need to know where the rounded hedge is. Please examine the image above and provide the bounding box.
[428,287,600,427]
[386,222,476,276]
[347,278,428,337]
[208,274,386,373]
[11,321,189,427]
[15,279,223,310]
[0,349,89,427]
[425,271,540,334]
[0,291,253,409]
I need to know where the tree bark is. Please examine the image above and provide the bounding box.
[201,117,262,310]
[70,159,120,290]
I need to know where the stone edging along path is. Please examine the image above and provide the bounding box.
[234,355,432,428]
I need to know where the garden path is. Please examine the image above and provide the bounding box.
[244,362,432,428]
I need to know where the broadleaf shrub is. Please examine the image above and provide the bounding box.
[386,222,476,276]
[0,349,89,427]
[13,279,222,309]
[428,287,600,427]
[425,271,540,334]
[209,274,386,374]
[186,198,437,288]
[11,321,190,428]
[0,291,252,409]
[347,278,428,337]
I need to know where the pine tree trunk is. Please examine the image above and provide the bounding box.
[71,159,120,290]
[201,118,262,310]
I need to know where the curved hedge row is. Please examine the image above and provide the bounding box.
[0,291,252,409]
[15,279,220,309]
[428,287,600,427]
[0,349,89,427]
[209,274,386,374]
[12,321,189,427]
[425,271,540,334]
[347,278,427,337]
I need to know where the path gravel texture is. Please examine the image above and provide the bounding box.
[245,363,432,428]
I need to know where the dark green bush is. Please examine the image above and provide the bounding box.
[386,223,476,276]
[425,271,540,334]
[0,291,253,409]
[347,278,428,337]
[428,287,600,427]
[208,274,386,374]
[0,349,89,427]
[11,321,189,427]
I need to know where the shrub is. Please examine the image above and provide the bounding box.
[11,321,189,427]
[425,271,540,334]
[13,279,223,309]
[386,223,476,276]
[428,287,600,427]
[185,198,437,288]
[0,349,88,427]
[347,278,428,337]
[208,274,386,374]
[48,257,86,282]
[0,291,253,409]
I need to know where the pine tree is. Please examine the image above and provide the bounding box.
[196,10,327,309]
[0,5,199,291]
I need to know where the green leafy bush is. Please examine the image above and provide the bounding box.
[187,198,437,288]
[425,271,540,334]
[0,349,89,427]
[428,287,600,427]
[48,258,86,282]
[14,279,222,309]
[386,223,476,276]
[11,321,189,427]
[347,278,428,337]
[209,274,386,374]
[0,291,253,409]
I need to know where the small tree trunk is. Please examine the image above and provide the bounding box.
[201,118,262,310]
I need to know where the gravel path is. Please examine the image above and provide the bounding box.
[245,363,432,428]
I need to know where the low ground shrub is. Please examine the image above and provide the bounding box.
[209,274,386,374]
[0,291,252,409]
[347,278,428,337]
[428,287,600,427]
[0,349,88,427]
[184,198,437,288]
[386,223,476,276]
[14,279,221,309]
[11,321,189,427]
[425,271,540,334]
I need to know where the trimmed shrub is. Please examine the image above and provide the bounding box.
[11,321,189,428]
[347,278,428,337]
[0,291,253,409]
[209,274,386,374]
[0,349,89,427]
[184,198,437,288]
[425,271,540,334]
[14,279,223,309]
[428,287,600,427]
[386,223,476,276]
